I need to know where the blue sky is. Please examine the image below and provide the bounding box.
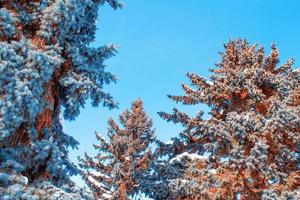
[64,0,300,186]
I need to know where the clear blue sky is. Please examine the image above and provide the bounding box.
[64,0,300,186]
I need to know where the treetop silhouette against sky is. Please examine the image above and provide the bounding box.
[65,1,300,186]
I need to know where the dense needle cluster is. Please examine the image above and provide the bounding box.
[0,0,121,199]
[79,99,155,200]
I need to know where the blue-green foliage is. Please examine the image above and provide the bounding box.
[38,0,120,119]
[0,117,79,183]
[0,38,62,140]
[0,8,16,37]
[60,44,118,119]
[0,0,122,198]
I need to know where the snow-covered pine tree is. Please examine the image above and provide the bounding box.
[148,39,300,199]
[78,99,155,200]
[0,0,122,199]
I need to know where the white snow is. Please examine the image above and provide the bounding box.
[90,171,110,179]
[87,176,101,187]
[102,193,112,199]
[178,179,189,184]
[169,152,208,164]
[207,169,217,174]
[219,108,225,115]
[164,140,174,145]
[207,80,213,85]
[125,156,131,161]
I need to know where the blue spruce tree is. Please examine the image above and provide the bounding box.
[0,0,122,199]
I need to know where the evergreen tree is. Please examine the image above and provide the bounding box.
[147,39,300,199]
[0,0,122,199]
[79,99,155,200]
